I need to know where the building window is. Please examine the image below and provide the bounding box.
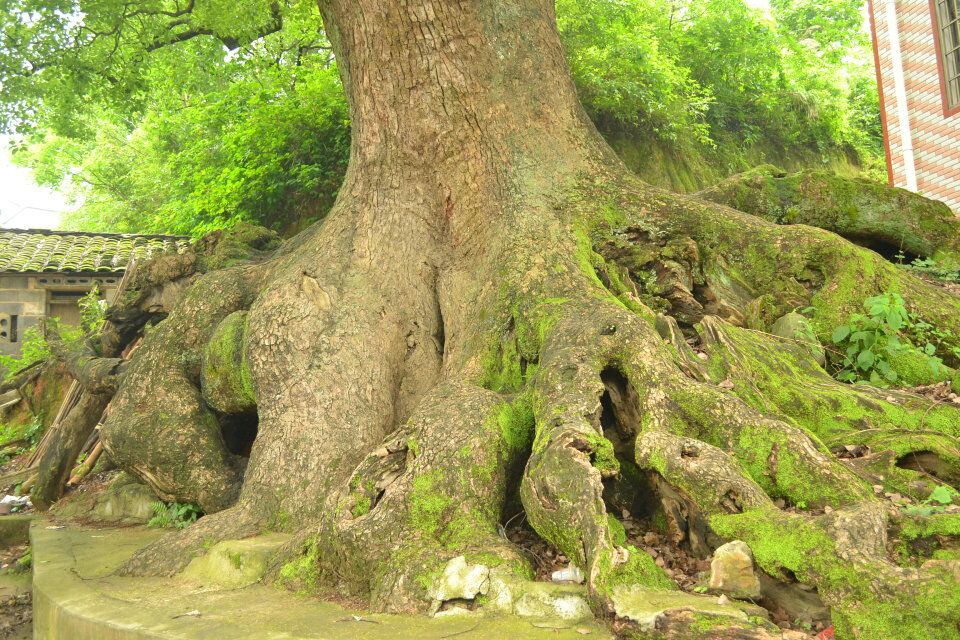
[934,0,960,111]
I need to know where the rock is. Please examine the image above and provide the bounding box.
[514,589,593,622]
[429,556,490,604]
[486,571,594,623]
[758,572,830,626]
[709,540,762,600]
[91,480,158,523]
[52,473,159,524]
[181,534,290,589]
[610,585,749,632]
[771,313,825,366]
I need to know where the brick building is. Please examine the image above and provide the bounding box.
[868,0,960,212]
[0,229,189,357]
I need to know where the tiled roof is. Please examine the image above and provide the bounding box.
[0,229,191,274]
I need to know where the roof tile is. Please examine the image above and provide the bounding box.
[0,229,191,274]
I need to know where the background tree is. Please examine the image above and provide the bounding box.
[5,0,881,236]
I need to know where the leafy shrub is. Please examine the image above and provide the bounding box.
[148,501,202,529]
[830,293,946,385]
[902,256,960,284]
[78,287,107,334]
[0,327,52,381]
[0,319,84,381]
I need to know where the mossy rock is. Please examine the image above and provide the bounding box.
[770,312,825,367]
[201,310,256,414]
[609,584,760,632]
[181,534,290,589]
[194,223,281,272]
[0,514,32,547]
[54,473,159,525]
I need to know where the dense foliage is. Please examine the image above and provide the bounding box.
[1,0,882,235]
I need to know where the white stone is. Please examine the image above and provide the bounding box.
[429,556,490,603]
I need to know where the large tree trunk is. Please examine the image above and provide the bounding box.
[95,1,960,638]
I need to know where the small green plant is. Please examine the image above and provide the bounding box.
[903,485,956,517]
[0,319,84,381]
[147,501,202,529]
[78,287,107,333]
[908,314,960,363]
[830,293,945,385]
[899,255,960,283]
[23,417,42,447]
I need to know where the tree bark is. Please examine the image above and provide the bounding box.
[31,391,110,510]
[89,1,960,637]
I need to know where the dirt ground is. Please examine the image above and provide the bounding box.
[0,542,31,640]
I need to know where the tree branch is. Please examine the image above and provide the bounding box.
[44,323,126,395]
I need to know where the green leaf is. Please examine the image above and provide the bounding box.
[885,311,902,331]
[929,485,954,505]
[857,350,875,369]
[832,325,850,343]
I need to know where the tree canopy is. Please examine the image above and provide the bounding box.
[2,0,881,235]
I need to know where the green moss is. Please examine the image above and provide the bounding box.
[407,438,420,458]
[711,508,960,639]
[409,470,454,537]
[495,400,535,455]
[277,537,322,593]
[887,347,953,386]
[733,423,858,508]
[607,514,627,546]
[587,433,621,474]
[899,513,960,541]
[351,495,372,518]
[201,310,256,413]
[696,320,960,447]
[690,613,741,633]
[596,545,675,594]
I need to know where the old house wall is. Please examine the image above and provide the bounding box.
[0,273,121,357]
[869,0,960,213]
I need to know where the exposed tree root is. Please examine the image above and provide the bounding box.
[308,381,533,611]
[101,263,265,512]
[84,165,960,639]
[696,165,960,265]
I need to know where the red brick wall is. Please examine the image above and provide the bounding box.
[869,0,960,213]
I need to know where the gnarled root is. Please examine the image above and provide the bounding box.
[695,165,960,265]
[297,381,533,612]
[101,263,265,513]
[88,165,960,637]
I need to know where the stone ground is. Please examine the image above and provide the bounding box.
[31,521,614,639]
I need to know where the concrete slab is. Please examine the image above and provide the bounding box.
[31,521,612,640]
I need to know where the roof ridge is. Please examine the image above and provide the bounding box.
[0,228,190,240]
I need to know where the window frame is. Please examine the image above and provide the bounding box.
[931,0,960,116]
